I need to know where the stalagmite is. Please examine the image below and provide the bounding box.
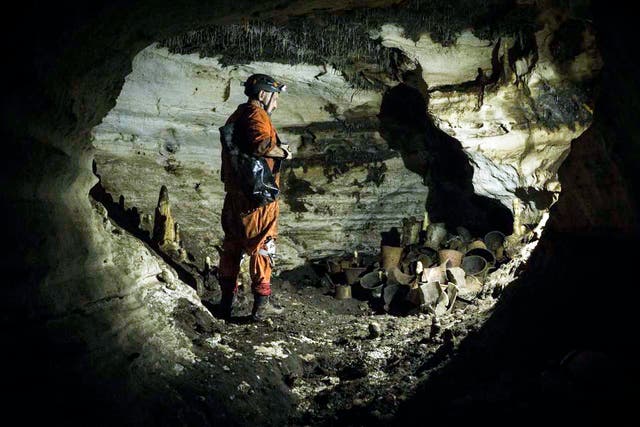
[174,222,181,247]
[152,185,176,250]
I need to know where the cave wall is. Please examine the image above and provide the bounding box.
[0,1,403,424]
[91,45,424,268]
[89,5,600,270]
[394,3,640,424]
[377,13,600,226]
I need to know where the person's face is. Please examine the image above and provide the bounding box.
[259,90,279,114]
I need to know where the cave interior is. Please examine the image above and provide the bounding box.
[2,1,639,426]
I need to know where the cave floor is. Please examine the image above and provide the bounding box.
[187,273,499,426]
[89,189,520,426]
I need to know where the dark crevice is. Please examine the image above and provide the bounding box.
[379,83,513,236]
[508,30,539,86]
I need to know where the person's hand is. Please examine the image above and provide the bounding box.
[280,144,293,160]
[265,143,293,159]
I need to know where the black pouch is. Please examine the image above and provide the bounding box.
[219,123,280,207]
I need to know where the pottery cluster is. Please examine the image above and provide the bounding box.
[324,219,509,315]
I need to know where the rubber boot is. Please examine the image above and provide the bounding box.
[251,295,284,321]
[219,293,236,319]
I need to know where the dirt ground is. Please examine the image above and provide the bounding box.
[185,261,505,426]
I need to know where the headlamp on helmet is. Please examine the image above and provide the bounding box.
[243,74,286,97]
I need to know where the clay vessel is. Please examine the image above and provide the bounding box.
[381,245,403,271]
[344,267,367,285]
[464,247,495,266]
[438,249,464,268]
[335,285,352,300]
[484,230,506,252]
[461,255,489,281]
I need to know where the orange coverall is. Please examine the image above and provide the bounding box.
[218,100,281,297]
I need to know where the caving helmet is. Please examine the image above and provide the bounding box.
[243,74,287,98]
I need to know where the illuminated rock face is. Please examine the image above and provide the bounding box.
[92,45,425,269]
[374,16,601,229]
[93,14,599,269]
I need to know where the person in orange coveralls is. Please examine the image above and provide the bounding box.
[218,74,291,320]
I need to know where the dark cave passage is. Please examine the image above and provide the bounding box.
[378,83,514,236]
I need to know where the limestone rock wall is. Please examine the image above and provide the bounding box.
[92,6,601,272]
[374,13,600,227]
[92,45,425,269]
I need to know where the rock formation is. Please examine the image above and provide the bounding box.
[152,185,177,250]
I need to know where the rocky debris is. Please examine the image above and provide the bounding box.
[158,268,176,289]
[237,381,252,394]
[92,180,208,296]
[368,322,381,338]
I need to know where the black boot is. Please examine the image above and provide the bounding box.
[251,295,284,321]
[219,293,236,319]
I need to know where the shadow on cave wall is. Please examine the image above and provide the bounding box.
[388,4,640,424]
[378,83,513,236]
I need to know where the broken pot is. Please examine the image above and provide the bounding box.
[438,249,464,268]
[446,236,466,251]
[446,266,466,288]
[344,267,367,285]
[383,283,400,310]
[455,226,473,243]
[387,266,416,286]
[417,246,438,268]
[335,285,352,300]
[326,259,342,273]
[464,247,495,267]
[484,230,506,253]
[381,245,403,271]
[466,239,487,252]
[461,255,489,281]
[458,275,483,300]
[360,270,384,298]
[422,264,447,284]
[418,281,449,316]
[425,222,447,249]
[360,270,383,288]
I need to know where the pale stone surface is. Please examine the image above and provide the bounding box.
[92,44,381,163]
[374,20,599,228]
[92,15,599,267]
[372,25,495,87]
[92,45,424,269]
[40,197,221,390]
